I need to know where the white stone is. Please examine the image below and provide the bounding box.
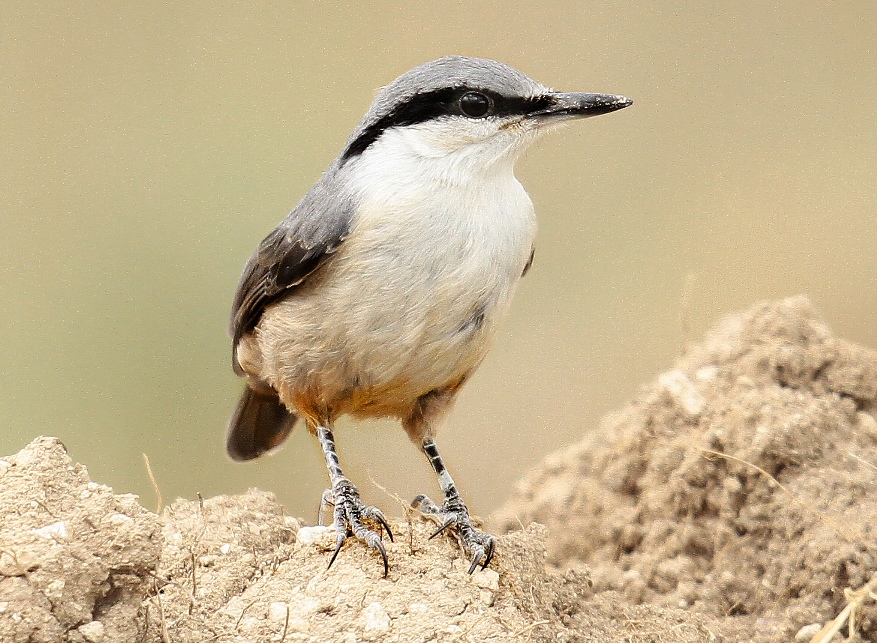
[46,579,66,597]
[659,369,706,416]
[0,601,8,613]
[794,623,822,641]
[471,568,500,591]
[296,525,334,545]
[268,602,288,621]
[695,365,718,381]
[408,602,428,614]
[293,597,321,617]
[362,601,391,636]
[236,616,259,632]
[107,513,133,527]
[32,521,68,541]
[857,411,877,437]
[219,543,231,554]
[78,621,105,643]
[305,576,323,594]
[286,617,310,634]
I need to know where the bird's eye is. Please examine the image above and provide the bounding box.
[459,91,491,118]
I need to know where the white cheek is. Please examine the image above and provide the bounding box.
[402,118,500,155]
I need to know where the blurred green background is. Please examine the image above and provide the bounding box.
[2,2,875,520]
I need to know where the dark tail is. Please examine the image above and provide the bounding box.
[226,386,297,461]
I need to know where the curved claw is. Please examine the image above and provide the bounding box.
[429,518,455,540]
[467,547,485,575]
[374,512,395,543]
[466,535,496,574]
[370,536,389,578]
[481,536,496,570]
[327,533,345,571]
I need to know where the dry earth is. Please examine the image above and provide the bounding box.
[1,296,875,642]
[495,296,877,642]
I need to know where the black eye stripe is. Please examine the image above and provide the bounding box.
[341,88,553,162]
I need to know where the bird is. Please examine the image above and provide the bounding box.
[226,56,631,576]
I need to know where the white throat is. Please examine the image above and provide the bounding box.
[343,119,538,302]
[347,118,543,194]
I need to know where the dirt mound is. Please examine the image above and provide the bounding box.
[494,296,877,642]
[3,297,875,642]
[0,437,716,642]
[0,437,161,642]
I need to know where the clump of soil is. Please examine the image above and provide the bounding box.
[494,296,877,642]
[0,437,161,643]
[0,438,715,642]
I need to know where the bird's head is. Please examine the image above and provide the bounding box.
[339,56,632,181]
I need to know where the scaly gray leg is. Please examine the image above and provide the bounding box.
[316,425,393,576]
[411,437,496,574]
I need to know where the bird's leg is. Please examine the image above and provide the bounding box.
[316,425,393,576]
[411,437,496,574]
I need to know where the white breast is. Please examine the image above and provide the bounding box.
[332,125,538,390]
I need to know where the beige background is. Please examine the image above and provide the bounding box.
[2,2,875,519]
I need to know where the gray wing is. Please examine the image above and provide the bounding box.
[229,174,355,374]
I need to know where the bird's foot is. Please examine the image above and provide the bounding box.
[319,479,393,576]
[411,493,496,574]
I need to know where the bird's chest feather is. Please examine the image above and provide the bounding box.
[343,165,536,329]
[302,133,539,397]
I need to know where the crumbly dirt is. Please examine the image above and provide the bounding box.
[1,296,875,642]
[494,295,877,642]
[0,437,161,643]
[1,438,717,642]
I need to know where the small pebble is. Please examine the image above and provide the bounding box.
[658,370,706,416]
[794,623,822,641]
[32,521,68,541]
[296,525,334,545]
[471,568,500,591]
[362,601,391,636]
[107,513,133,527]
[268,602,288,622]
[78,621,105,643]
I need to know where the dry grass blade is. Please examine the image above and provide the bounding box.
[699,448,858,543]
[152,577,172,643]
[809,576,877,643]
[143,453,163,514]
[848,450,877,473]
[368,473,418,554]
[511,619,550,637]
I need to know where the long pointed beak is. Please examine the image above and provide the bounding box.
[535,92,633,120]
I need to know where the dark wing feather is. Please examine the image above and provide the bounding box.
[522,246,535,277]
[229,173,354,374]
